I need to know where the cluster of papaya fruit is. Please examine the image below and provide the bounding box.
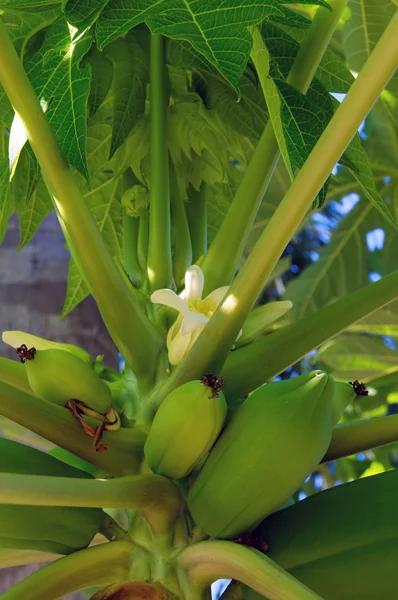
[144,369,362,539]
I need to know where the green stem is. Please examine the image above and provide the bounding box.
[0,381,146,476]
[177,541,322,600]
[185,184,207,264]
[0,473,182,532]
[170,157,192,287]
[0,541,134,600]
[323,413,398,463]
[138,209,150,274]
[0,357,32,395]
[158,15,398,398]
[200,0,347,295]
[0,22,161,379]
[221,269,398,400]
[148,33,173,291]
[123,213,142,286]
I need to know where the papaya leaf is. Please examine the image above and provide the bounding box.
[348,300,398,338]
[317,334,398,382]
[0,158,13,244]
[166,39,268,143]
[340,116,397,228]
[63,0,109,30]
[266,21,355,93]
[82,45,114,117]
[104,30,149,157]
[0,16,93,179]
[0,1,61,7]
[251,29,332,205]
[363,101,398,175]
[342,0,398,94]
[0,5,61,126]
[95,0,329,92]
[16,179,53,250]
[285,199,398,319]
[62,258,90,318]
[62,109,127,316]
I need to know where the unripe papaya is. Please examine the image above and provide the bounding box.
[187,371,334,538]
[144,374,227,479]
[3,330,93,364]
[331,379,368,425]
[19,346,112,413]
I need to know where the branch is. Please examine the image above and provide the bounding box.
[323,413,398,463]
[148,33,173,291]
[0,473,182,534]
[0,381,146,476]
[177,541,322,600]
[0,541,133,600]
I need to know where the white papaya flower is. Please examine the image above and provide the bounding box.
[151,265,230,366]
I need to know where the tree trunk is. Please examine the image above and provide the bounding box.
[0,213,120,598]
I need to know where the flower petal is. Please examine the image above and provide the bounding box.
[204,286,230,307]
[184,265,204,301]
[180,312,209,336]
[151,289,189,315]
[168,331,193,366]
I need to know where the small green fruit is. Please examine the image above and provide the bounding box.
[20,347,112,413]
[144,374,227,479]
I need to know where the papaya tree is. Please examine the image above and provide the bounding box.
[0,0,397,599]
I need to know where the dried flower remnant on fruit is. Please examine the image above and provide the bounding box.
[16,344,36,363]
[349,380,369,396]
[201,373,225,398]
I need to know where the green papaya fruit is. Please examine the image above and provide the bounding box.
[187,371,334,538]
[3,330,93,365]
[331,379,368,425]
[144,374,227,479]
[18,346,113,413]
[0,439,104,554]
[243,469,398,600]
[331,380,355,424]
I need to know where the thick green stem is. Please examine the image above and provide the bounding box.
[170,157,192,287]
[0,381,146,476]
[221,269,398,399]
[201,0,347,295]
[123,213,142,286]
[0,473,182,534]
[177,541,322,600]
[186,184,207,264]
[156,14,398,398]
[138,209,150,274]
[323,413,398,463]
[0,21,161,379]
[148,34,173,291]
[0,357,32,395]
[0,541,134,600]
